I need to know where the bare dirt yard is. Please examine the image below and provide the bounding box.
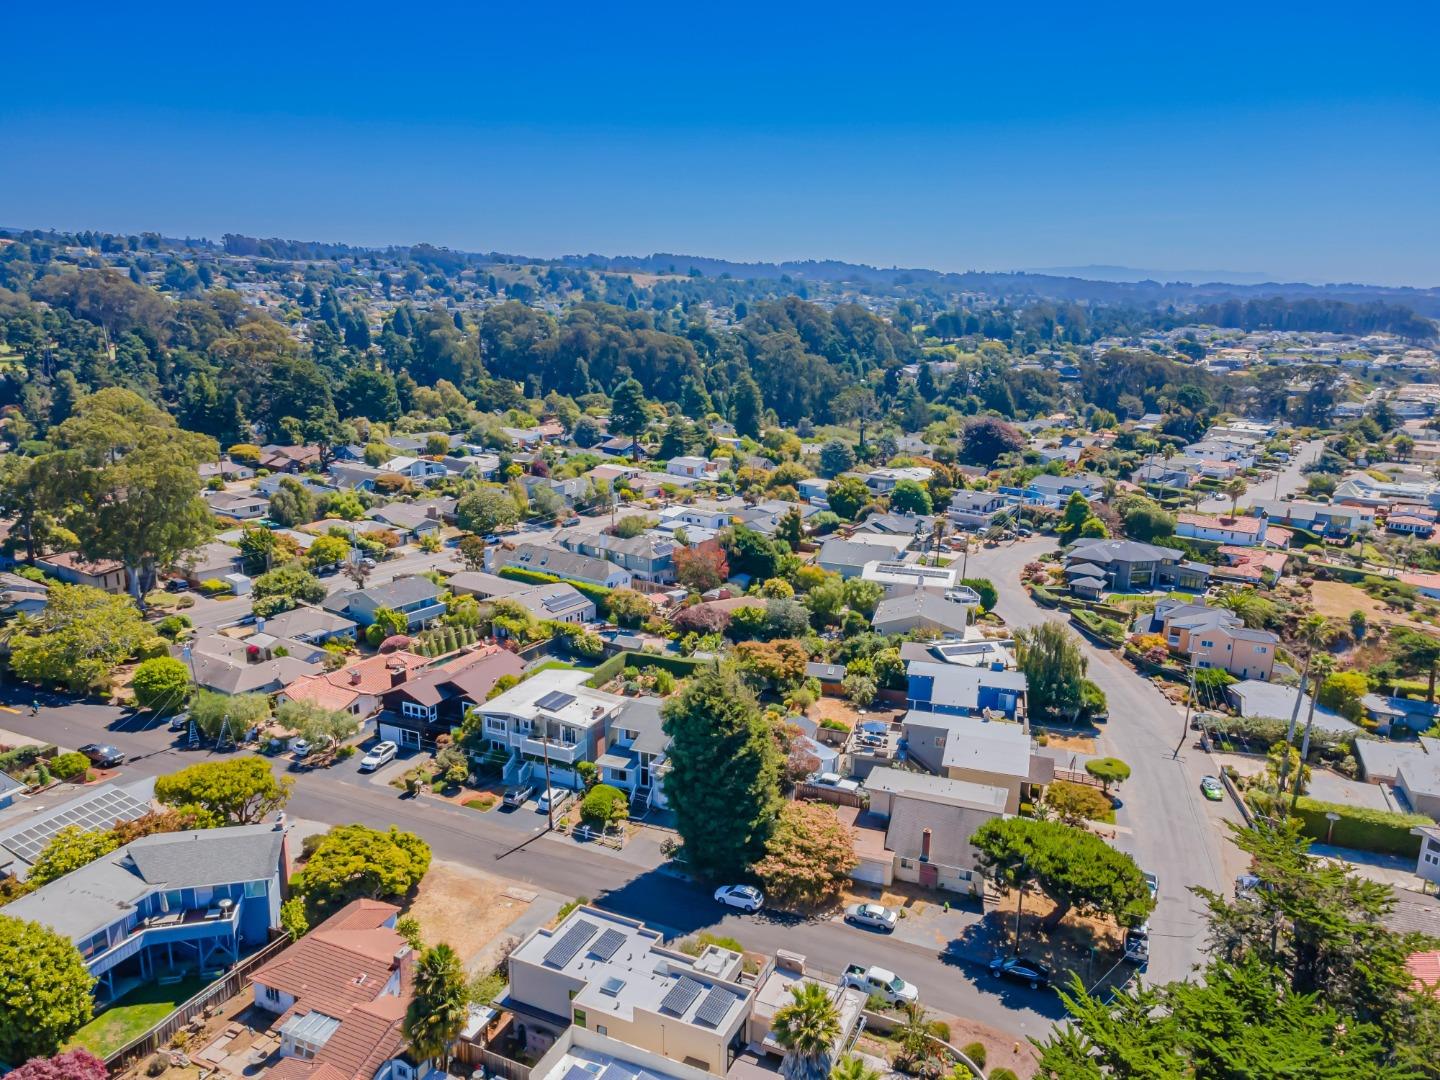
[1309,580,1433,632]
[406,860,536,965]
[805,697,904,730]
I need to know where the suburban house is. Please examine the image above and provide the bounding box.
[816,537,911,579]
[1134,598,1279,681]
[178,540,244,584]
[797,477,831,506]
[871,591,970,637]
[862,466,933,494]
[559,532,676,584]
[198,456,256,482]
[501,906,755,1076]
[252,899,427,1080]
[4,823,287,1000]
[946,490,1014,530]
[330,462,384,491]
[840,766,1006,892]
[378,456,449,483]
[657,504,734,532]
[377,645,526,750]
[501,582,597,627]
[328,577,447,630]
[490,544,634,589]
[0,571,48,618]
[36,551,129,593]
[1249,498,1375,538]
[1211,546,1288,587]
[364,503,444,538]
[1064,538,1211,593]
[1131,463,1192,489]
[186,630,327,696]
[281,651,432,718]
[0,779,156,881]
[900,711,1049,813]
[204,490,270,520]
[1226,680,1357,735]
[595,697,671,814]
[852,512,934,540]
[1360,694,1440,736]
[1174,512,1269,547]
[1021,472,1105,508]
[1386,511,1436,538]
[260,445,322,473]
[1413,825,1440,890]
[903,659,1027,719]
[860,560,962,596]
[259,604,358,644]
[473,669,626,791]
[665,456,719,480]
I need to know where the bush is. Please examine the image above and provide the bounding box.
[48,752,89,780]
[961,1042,987,1069]
[1250,793,1432,857]
[960,577,998,613]
[927,1020,951,1043]
[580,783,629,828]
[131,656,192,715]
[199,578,232,596]
[1045,780,1114,823]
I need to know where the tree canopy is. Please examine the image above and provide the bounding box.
[294,824,432,907]
[0,915,95,1062]
[154,756,292,824]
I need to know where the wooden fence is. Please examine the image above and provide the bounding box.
[106,934,290,1075]
[793,781,868,808]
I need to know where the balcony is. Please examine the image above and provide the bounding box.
[520,737,582,764]
[90,902,241,974]
[400,602,447,627]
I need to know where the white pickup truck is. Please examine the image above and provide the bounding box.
[841,964,918,1004]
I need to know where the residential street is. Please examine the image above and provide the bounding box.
[962,538,1249,983]
[0,690,1063,1041]
[1193,437,1324,514]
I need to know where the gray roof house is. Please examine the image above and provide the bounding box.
[1226,679,1357,735]
[489,543,633,589]
[871,591,970,636]
[4,823,287,1000]
[326,576,446,630]
[1065,538,1210,593]
[0,778,156,879]
[817,537,910,579]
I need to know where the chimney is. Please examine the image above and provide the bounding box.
[389,661,409,687]
[920,828,932,863]
[350,669,362,685]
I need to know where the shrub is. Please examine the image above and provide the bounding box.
[961,1042,987,1069]
[131,656,192,715]
[1250,793,1431,857]
[580,784,629,828]
[927,1020,951,1043]
[48,752,89,781]
[1045,780,1113,823]
[199,578,231,596]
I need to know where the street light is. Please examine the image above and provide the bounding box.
[1325,810,1341,846]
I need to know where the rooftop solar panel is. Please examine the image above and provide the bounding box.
[695,985,737,1027]
[590,927,627,961]
[0,788,149,864]
[536,690,577,713]
[659,975,703,1016]
[543,919,599,968]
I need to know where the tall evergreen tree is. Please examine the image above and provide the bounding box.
[733,372,764,439]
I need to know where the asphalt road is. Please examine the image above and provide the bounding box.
[1193,438,1324,514]
[0,689,1062,1040]
[962,538,1248,983]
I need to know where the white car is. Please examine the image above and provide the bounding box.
[359,741,398,772]
[845,903,899,932]
[537,788,572,814]
[291,739,310,758]
[713,884,764,913]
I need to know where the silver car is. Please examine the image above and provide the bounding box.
[845,902,899,932]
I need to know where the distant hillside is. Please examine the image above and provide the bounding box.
[1022,264,1275,286]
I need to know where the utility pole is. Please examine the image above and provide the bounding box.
[540,734,555,831]
[1175,657,1196,758]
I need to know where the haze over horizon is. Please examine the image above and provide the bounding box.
[4,1,1437,288]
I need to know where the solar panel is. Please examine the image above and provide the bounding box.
[589,927,627,961]
[694,986,737,1028]
[659,975,703,1016]
[543,919,599,968]
[536,690,577,713]
[0,788,150,864]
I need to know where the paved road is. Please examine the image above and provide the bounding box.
[962,539,1247,983]
[0,690,1062,1039]
[1194,438,1324,514]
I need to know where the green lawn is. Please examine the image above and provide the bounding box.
[527,659,583,675]
[69,977,209,1056]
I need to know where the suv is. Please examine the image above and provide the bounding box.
[502,783,536,808]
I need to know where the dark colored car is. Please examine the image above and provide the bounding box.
[78,743,126,768]
[988,955,1052,988]
[164,578,190,593]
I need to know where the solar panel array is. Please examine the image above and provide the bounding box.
[536,690,577,713]
[543,919,599,968]
[694,985,737,1028]
[1,788,150,864]
[659,975,703,1016]
[589,927,627,961]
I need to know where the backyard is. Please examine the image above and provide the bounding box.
[68,977,209,1057]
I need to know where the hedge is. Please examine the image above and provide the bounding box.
[583,651,710,689]
[497,566,616,617]
[1202,713,1359,762]
[1249,791,1430,857]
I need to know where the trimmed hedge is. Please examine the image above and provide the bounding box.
[497,566,615,616]
[1250,791,1430,857]
[583,651,710,689]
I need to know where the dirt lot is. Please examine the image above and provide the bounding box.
[805,697,904,730]
[1309,579,1433,631]
[406,860,535,965]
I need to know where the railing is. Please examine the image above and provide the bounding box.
[103,933,291,1074]
[91,904,241,973]
[793,782,868,808]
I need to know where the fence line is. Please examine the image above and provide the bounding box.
[105,933,291,1074]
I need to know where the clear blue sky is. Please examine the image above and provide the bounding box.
[5,1,1438,285]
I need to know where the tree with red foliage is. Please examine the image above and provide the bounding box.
[7,1049,107,1080]
[671,603,732,636]
[673,545,728,593]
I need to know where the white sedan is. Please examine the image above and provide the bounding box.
[714,884,764,913]
[845,902,899,932]
[360,741,399,772]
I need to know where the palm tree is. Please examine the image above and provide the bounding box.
[1224,477,1247,517]
[1290,654,1336,813]
[773,983,842,1080]
[404,943,468,1069]
[892,1001,939,1075]
[1275,614,1336,808]
[831,1056,882,1080]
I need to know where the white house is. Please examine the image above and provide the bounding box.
[666,456,719,480]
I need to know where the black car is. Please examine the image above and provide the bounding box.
[988,955,1052,988]
[78,743,125,768]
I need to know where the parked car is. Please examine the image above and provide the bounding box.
[844,903,899,932]
[713,884,764,913]
[502,783,536,808]
[291,739,311,758]
[1143,871,1158,901]
[169,711,191,732]
[79,744,125,768]
[988,955,1052,989]
[811,772,861,793]
[164,578,190,593]
[1123,921,1151,965]
[1200,776,1224,801]
[537,787,572,814]
[360,740,399,772]
[562,516,582,527]
[842,964,918,1003]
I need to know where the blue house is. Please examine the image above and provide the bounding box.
[5,823,288,1000]
[904,659,1027,719]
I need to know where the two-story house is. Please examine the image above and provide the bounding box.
[665,456,719,481]
[378,456,450,484]
[490,544,634,589]
[1134,597,1278,681]
[559,532,676,585]
[946,490,1014,530]
[899,711,1049,813]
[377,646,526,750]
[594,698,671,814]
[328,577,447,630]
[903,659,1027,720]
[5,823,287,1001]
[281,651,431,719]
[475,669,626,790]
[1064,538,1211,593]
[1175,512,1269,547]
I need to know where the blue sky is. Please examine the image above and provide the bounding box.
[4,1,1438,285]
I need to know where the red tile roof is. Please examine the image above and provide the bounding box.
[284,652,430,711]
[1407,950,1440,990]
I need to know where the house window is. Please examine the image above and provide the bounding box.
[1255,647,1268,654]
[1200,640,1214,648]
[486,718,506,733]
[244,880,267,898]
[596,1025,608,1037]
[613,770,628,782]
[573,1009,587,1029]
[900,858,914,869]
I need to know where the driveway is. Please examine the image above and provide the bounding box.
[963,538,1247,982]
